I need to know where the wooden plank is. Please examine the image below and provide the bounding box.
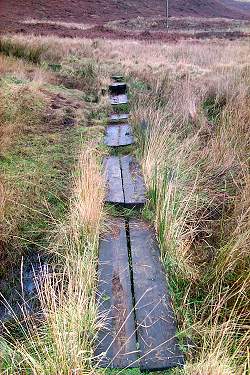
[104,157,124,205]
[104,156,146,206]
[112,75,124,82]
[104,125,120,147]
[129,219,185,371]
[110,94,128,105]
[95,218,138,368]
[120,156,146,207]
[104,125,134,147]
[119,124,134,146]
[109,83,127,96]
[110,113,129,124]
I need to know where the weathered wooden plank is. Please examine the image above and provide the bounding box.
[104,125,134,147]
[104,157,124,205]
[119,124,134,146]
[109,83,127,96]
[95,218,138,368]
[110,94,128,105]
[129,219,184,371]
[104,125,120,147]
[110,113,129,124]
[112,75,124,82]
[120,156,147,207]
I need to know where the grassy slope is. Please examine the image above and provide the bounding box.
[0,84,81,273]
[0,35,249,374]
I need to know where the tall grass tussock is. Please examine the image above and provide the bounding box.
[130,41,250,374]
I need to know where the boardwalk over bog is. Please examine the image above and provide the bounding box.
[104,156,146,207]
[129,219,185,371]
[96,75,184,371]
[104,124,134,147]
[95,218,138,368]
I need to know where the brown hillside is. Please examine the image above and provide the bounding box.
[168,0,249,18]
[0,0,249,37]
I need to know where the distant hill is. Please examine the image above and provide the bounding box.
[0,0,249,36]
[0,0,250,26]
[222,0,250,12]
[168,0,250,19]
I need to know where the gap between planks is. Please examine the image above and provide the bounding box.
[109,113,129,124]
[95,218,184,371]
[104,155,146,207]
[96,76,184,371]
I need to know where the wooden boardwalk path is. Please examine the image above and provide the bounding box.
[109,82,127,96]
[95,77,184,371]
[96,218,138,368]
[110,113,129,123]
[104,156,146,207]
[110,94,128,105]
[104,124,134,147]
[129,220,184,371]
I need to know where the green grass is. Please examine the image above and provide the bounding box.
[0,80,88,281]
[2,127,80,233]
[0,47,106,373]
[105,204,143,220]
[202,94,226,124]
[112,103,130,114]
[108,144,135,156]
[0,38,46,64]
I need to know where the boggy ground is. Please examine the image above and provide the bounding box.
[0,34,249,374]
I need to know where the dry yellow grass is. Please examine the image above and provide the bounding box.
[0,146,104,374]
[0,40,106,371]
[0,33,249,374]
[22,18,94,31]
[70,148,105,240]
[127,38,249,374]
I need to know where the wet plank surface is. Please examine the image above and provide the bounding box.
[112,75,124,82]
[96,218,138,368]
[104,157,124,204]
[104,156,146,206]
[109,83,127,96]
[121,156,147,207]
[120,124,134,146]
[104,124,134,147]
[98,77,184,371]
[110,113,129,123]
[129,219,185,371]
[110,94,128,105]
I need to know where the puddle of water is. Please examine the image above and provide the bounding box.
[0,255,48,322]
